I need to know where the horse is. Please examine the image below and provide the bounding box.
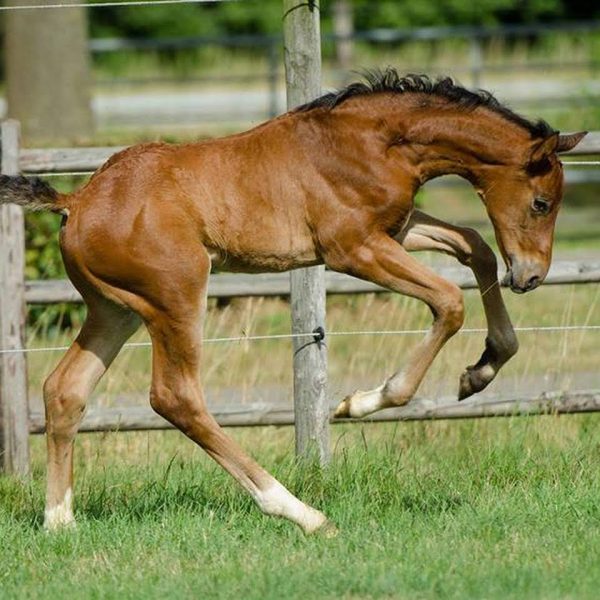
[0,70,586,535]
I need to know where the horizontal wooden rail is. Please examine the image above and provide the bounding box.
[24,259,600,304]
[19,146,126,173]
[16,132,600,174]
[27,389,600,433]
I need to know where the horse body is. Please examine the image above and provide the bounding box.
[0,71,587,534]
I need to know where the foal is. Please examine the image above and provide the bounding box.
[0,71,586,533]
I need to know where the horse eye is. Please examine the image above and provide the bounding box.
[532,197,551,215]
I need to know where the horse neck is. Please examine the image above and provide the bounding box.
[314,96,530,187]
[401,104,531,184]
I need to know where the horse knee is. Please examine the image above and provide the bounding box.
[434,286,464,336]
[43,372,86,434]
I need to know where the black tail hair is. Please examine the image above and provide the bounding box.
[0,175,61,212]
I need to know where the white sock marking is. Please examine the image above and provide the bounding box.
[44,488,75,530]
[348,384,385,418]
[254,480,327,533]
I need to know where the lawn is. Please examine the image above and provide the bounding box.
[1,416,600,599]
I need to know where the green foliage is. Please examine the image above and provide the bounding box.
[87,1,600,42]
[24,188,86,332]
[24,212,64,281]
[90,2,282,39]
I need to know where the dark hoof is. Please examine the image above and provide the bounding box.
[458,369,475,401]
[458,366,493,401]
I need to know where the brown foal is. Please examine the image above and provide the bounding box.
[0,71,586,533]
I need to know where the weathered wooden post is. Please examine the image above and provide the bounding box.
[283,0,330,465]
[0,119,30,477]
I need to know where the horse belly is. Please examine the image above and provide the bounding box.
[207,245,321,273]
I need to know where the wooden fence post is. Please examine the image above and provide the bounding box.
[0,119,30,477]
[283,0,330,465]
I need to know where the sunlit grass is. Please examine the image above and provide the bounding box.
[2,416,600,598]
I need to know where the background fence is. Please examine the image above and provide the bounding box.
[82,20,600,130]
[1,1,600,478]
[1,121,600,475]
[4,20,599,137]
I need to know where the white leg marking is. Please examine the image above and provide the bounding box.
[44,488,75,531]
[347,385,386,418]
[477,364,496,381]
[254,480,328,534]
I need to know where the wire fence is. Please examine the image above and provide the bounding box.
[0,0,234,11]
[33,161,600,179]
[3,324,599,356]
[15,137,600,360]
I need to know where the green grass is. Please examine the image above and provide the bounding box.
[2,417,600,598]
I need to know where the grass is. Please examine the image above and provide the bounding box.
[10,32,600,595]
[2,416,600,598]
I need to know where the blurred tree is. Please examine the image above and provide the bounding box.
[5,0,93,144]
[84,1,600,44]
[80,1,600,45]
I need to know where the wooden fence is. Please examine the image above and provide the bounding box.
[1,0,600,474]
[1,120,599,476]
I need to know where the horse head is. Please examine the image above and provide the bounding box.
[474,131,587,293]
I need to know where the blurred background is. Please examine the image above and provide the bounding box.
[3,0,600,140]
[1,0,599,413]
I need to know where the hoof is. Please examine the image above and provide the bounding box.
[43,518,76,532]
[458,369,476,401]
[311,519,339,538]
[458,365,495,401]
[334,386,384,419]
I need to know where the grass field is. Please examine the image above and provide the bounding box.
[2,416,600,599]
[9,38,600,595]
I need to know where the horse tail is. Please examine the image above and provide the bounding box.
[0,175,68,214]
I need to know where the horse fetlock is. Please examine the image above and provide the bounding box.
[44,488,76,531]
[484,333,519,367]
[255,481,334,535]
[497,332,519,360]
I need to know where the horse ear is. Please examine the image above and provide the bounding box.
[557,131,588,153]
[529,132,559,163]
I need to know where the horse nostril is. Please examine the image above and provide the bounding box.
[526,276,541,290]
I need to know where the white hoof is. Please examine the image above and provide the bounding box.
[334,386,385,419]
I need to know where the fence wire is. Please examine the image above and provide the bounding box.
[0,0,234,11]
[31,161,600,179]
[2,324,599,356]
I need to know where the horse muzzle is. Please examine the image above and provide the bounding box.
[502,260,547,294]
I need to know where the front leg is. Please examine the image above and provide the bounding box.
[330,234,465,419]
[396,210,519,400]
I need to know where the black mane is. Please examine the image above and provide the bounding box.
[297,69,554,139]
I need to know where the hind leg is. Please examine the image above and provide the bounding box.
[44,300,140,530]
[143,248,332,534]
